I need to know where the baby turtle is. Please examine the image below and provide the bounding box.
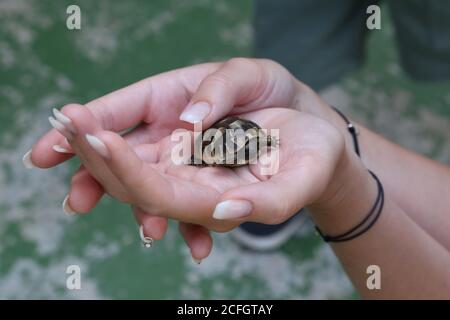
[189,116,278,167]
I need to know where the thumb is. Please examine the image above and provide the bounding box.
[212,158,327,225]
[178,58,294,127]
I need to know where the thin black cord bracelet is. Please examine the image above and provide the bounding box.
[315,170,384,242]
[314,106,384,243]
[330,105,361,157]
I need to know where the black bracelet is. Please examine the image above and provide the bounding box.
[314,106,384,243]
[330,105,360,157]
[315,170,384,242]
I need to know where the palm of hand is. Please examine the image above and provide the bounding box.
[123,108,344,231]
[29,59,341,260]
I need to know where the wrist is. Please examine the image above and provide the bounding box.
[292,80,361,158]
[307,147,378,236]
[292,79,379,234]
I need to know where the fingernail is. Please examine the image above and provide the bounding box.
[22,149,36,169]
[192,257,202,265]
[85,134,110,158]
[213,200,253,220]
[139,225,154,248]
[62,195,76,215]
[53,108,77,134]
[179,101,211,124]
[52,145,71,154]
[49,116,73,139]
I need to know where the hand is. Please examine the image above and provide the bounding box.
[46,104,361,234]
[26,58,300,261]
[29,58,299,169]
[25,58,358,261]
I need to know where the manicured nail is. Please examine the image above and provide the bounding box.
[22,149,35,169]
[52,145,71,153]
[139,225,154,248]
[85,134,110,158]
[213,200,252,220]
[52,108,77,134]
[62,195,76,215]
[192,257,202,265]
[49,116,72,139]
[179,101,211,124]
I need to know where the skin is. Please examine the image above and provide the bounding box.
[28,58,450,298]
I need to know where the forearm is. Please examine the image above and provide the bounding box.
[308,151,450,299]
[355,126,450,250]
[294,81,450,250]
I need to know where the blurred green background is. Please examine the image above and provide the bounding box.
[0,0,449,299]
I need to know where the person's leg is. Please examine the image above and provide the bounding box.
[234,0,374,251]
[253,0,374,91]
[389,0,450,81]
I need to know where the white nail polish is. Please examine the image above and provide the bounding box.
[213,200,253,220]
[192,257,202,265]
[139,225,154,248]
[22,149,35,169]
[49,116,72,139]
[62,195,76,215]
[179,102,211,124]
[85,134,110,158]
[53,108,77,134]
[52,145,71,153]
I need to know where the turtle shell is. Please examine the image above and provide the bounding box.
[190,116,274,167]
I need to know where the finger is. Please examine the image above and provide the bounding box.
[48,105,160,200]
[52,137,73,154]
[85,130,220,222]
[83,62,219,132]
[213,155,328,224]
[66,166,104,214]
[29,63,220,168]
[179,222,213,263]
[120,123,171,147]
[27,130,74,168]
[179,58,295,127]
[64,141,159,216]
[33,78,153,169]
[49,104,134,201]
[30,104,101,170]
[132,206,168,240]
[84,130,171,208]
[50,105,162,212]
